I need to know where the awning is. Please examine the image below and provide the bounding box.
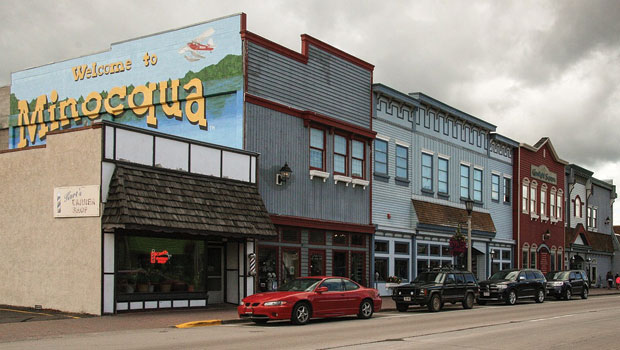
[412,199,496,237]
[472,241,486,254]
[102,163,277,238]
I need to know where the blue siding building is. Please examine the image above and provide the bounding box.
[371,84,518,294]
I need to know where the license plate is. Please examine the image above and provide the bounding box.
[483,292,490,297]
[246,309,253,314]
[404,297,411,301]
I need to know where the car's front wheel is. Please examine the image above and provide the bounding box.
[535,289,545,303]
[564,288,572,300]
[358,299,374,319]
[506,290,517,305]
[427,294,442,312]
[462,292,474,309]
[291,302,311,325]
[581,288,589,299]
[396,303,409,312]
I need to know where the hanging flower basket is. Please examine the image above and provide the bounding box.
[449,227,468,256]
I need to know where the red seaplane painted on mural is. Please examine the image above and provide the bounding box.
[151,249,172,264]
[179,28,216,62]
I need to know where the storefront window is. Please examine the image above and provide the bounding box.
[333,233,348,245]
[258,246,278,292]
[430,245,440,256]
[309,250,325,276]
[351,234,365,247]
[282,249,300,284]
[282,229,300,243]
[375,240,389,253]
[309,231,325,245]
[375,258,388,282]
[395,259,409,281]
[417,259,428,276]
[417,244,428,255]
[351,252,365,285]
[116,236,205,295]
[395,242,409,254]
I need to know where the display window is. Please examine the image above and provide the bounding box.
[333,250,349,278]
[309,249,326,276]
[281,248,301,284]
[116,235,206,295]
[258,245,278,292]
[351,251,366,286]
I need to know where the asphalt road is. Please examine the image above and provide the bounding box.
[2,295,620,349]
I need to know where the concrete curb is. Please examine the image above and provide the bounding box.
[175,320,222,328]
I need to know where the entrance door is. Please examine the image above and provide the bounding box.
[539,249,550,274]
[207,246,224,303]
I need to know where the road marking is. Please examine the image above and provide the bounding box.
[0,308,80,319]
[528,314,575,322]
[175,320,222,328]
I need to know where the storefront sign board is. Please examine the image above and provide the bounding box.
[531,164,557,185]
[54,185,100,217]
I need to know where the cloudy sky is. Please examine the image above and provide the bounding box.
[1,0,619,220]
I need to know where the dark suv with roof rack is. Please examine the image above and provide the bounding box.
[478,268,546,305]
[392,268,479,312]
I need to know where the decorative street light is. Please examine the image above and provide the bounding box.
[464,198,474,272]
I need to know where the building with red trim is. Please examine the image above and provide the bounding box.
[514,138,568,274]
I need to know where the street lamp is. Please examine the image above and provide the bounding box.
[464,198,474,272]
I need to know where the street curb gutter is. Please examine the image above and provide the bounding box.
[175,320,222,328]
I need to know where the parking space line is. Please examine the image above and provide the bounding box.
[0,308,80,319]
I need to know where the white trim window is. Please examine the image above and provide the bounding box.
[438,157,449,195]
[522,244,529,269]
[550,187,557,220]
[473,168,483,202]
[396,145,409,180]
[460,164,470,199]
[530,181,538,217]
[530,244,537,269]
[503,177,511,203]
[540,184,547,218]
[374,139,388,176]
[575,196,582,218]
[522,178,529,213]
[557,190,563,221]
[491,173,500,201]
[421,152,433,191]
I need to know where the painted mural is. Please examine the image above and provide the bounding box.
[9,14,243,149]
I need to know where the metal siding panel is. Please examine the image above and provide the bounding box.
[246,103,369,224]
[247,43,371,129]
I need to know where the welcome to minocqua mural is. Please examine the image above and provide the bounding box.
[9,14,244,150]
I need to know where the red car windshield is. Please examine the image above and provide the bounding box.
[278,278,322,292]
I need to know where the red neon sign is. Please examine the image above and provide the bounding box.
[151,249,172,264]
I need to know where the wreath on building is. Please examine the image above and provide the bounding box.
[449,226,467,256]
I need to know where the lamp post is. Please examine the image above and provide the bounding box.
[465,199,474,272]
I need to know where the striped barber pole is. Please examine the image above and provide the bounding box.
[249,253,256,276]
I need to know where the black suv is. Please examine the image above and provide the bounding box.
[392,269,479,312]
[478,269,546,305]
[546,270,589,300]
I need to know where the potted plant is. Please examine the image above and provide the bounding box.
[385,276,403,289]
[136,272,150,293]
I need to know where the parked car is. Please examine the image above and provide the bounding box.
[392,268,479,312]
[546,270,589,300]
[478,269,546,305]
[237,276,382,325]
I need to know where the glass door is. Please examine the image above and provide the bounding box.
[207,246,224,303]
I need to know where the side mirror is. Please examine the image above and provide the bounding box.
[316,286,328,293]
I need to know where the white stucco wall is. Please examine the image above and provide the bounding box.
[0,126,102,314]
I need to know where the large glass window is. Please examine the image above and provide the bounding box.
[541,187,547,217]
[550,191,556,219]
[460,165,470,198]
[309,250,325,276]
[352,140,365,178]
[530,247,537,269]
[374,139,388,176]
[550,249,556,271]
[334,135,347,175]
[333,233,348,245]
[374,258,388,282]
[473,168,483,202]
[282,249,300,284]
[351,234,365,247]
[333,251,348,277]
[530,185,537,214]
[351,252,365,285]
[309,231,325,245]
[258,246,278,292]
[310,128,324,170]
[396,145,408,179]
[395,259,409,281]
[375,240,388,253]
[395,242,409,254]
[438,158,449,194]
[503,177,511,203]
[422,153,433,191]
[522,183,529,212]
[116,236,206,295]
[491,174,500,201]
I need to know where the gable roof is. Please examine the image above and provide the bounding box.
[566,224,614,253]
[521,137,569,165]
[102,163,277,238]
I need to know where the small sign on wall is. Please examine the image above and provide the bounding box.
[54,185,100,217]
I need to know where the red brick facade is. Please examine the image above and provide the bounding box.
[513,138,568,274]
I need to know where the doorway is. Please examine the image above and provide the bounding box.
[539,248,550,274]
[207,246,224,303]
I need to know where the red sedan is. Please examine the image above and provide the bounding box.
[238,276,382,325]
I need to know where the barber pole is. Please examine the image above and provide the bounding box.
[249,253,256,276]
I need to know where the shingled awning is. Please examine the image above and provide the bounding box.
[412,200,496,236]
[103,164,277,238]
[566,224,614,253]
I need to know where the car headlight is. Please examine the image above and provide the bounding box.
[240,301,244,306]
[496,284,507,290]
[263,301,287,306]
[398,291,402,295]
[550,281,563,287]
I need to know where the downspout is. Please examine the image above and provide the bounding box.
[517,147,521,268]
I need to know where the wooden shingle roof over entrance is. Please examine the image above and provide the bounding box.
[412,200,496,234]
[103,164,277,238]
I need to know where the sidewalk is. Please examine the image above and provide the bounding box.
[2,288,619,343]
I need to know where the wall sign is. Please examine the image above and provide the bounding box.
[54,185,100,217]
[531,164,557,185]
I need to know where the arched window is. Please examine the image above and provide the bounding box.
[522,244,530,269]
[575,196,582,218]
[530,244,537,268]
[557,190,564,220]
[530,181,538,215]
[550,187,557,219]
[557,247,563,270]
[550,246,557,271]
